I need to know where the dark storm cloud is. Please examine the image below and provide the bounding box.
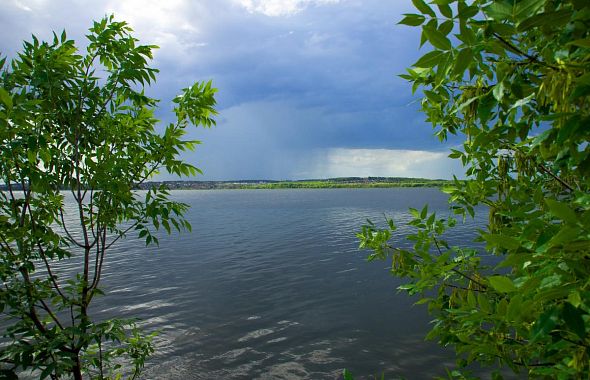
[0,0,463,180]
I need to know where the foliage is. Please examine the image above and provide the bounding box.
[358,0,590,378]
[0,16,217,379]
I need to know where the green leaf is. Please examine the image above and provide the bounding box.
[40,365,55,380]
[399,13,426,26]
[412,0,436,17]
[477,93,497,123]
[548,226,580,247]
[492,82,505,102]
[439,20,454,36]
[420,204,428,219]
[489,22,517,37]
[478,293,492,313]
[162,219,171,234]
[437,4,452,18]
[0,87,13,109]
[387,218,396,231]
[484,0,543,23]
[483,234,520,250]
[27,150,37,163]
[510,93,535,110]
[532,308,559,341]
[568,38,590,48]
[562,303,586,341]
[343,369,354,380]
[484,2,514,20]
[539,274,561,290]
[568,292,582,308]
[458,3,478,19]
[515,0,545,22]
[452,48,473,77]
[467,290,476,308]
[434,51,453,85]
[457,23,476,45]
[517,10,572,32]
[488,276,517,293]
[423,25,452,50]
[545,199,578,224]
[413,50,444,68]
[506,294,523,321]
[448,149,463,159]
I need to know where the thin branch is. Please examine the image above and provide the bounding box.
[104,221,140,251]
[77,51,99,122]
[5,179,17,209]
[492,33,561,72]
[88,226,108,297]
[511,360,556,368]
[492,33,537,61]
[69,304,76,338]
[59,208,86,249]
[94,69,122,121]
[90,218,102,293]
[89,188,97,240]
[37,299,64,330]
[0,233,16,257]
[135,162,161,187]
[70,188,78,203]
[11,158,32,226]
[8,172,58,336]
[35,242,68,303]
[23,193,70,306]
[98,338,104,380]
[20,269,48,335]
[538,163,575,192]
[443,282,486,293]
[74,161,90,249]
[433,236,488,289]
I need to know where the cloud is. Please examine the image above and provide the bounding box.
[233,0,340,17]
[298,148,463,179]
[11,0,32,12]
[172,100,464,181]
[102,0,209,64]
[0,1,462,181]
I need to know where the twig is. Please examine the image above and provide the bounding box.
[433,236,488,289]
[538,163,575,192]
[59,208,86,249]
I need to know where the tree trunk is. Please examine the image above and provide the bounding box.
[72,355,83,380]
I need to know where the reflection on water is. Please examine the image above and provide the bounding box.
[35,189,495,378]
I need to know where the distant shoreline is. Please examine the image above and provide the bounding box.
[0,177,453,191]
[136,177,451,190]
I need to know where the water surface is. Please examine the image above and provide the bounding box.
[79,188,486,378]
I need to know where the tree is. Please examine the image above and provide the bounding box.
[0,16,217,379]
[358,0,589,378]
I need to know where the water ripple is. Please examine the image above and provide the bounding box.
[19,189,502,379]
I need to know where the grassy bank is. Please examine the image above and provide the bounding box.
[137,177,451,190]
[235,180,449,189]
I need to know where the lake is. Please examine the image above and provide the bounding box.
[82,188,487,379]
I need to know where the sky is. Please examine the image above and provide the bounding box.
[0,0,465,180]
